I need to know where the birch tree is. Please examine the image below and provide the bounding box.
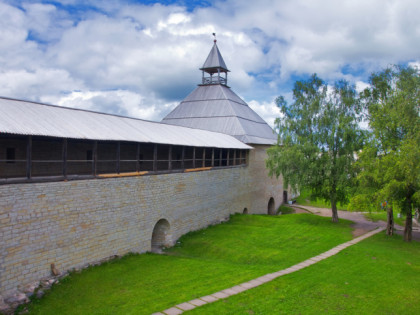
[267,74,363,222]
[353,66,420,241]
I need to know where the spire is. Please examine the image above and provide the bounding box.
[200,34,229,86]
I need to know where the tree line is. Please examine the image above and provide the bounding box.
[266,65,420,242]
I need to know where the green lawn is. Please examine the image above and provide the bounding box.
[277,204,295,214]
[364,211,406,227]
[22,213,420,315]
[24,214,353,315]
[296,189,410,228]
[296,188,348,210]
[188,233,420,314]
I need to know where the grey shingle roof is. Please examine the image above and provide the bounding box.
[162,84,278,145]
[0,97,251,149]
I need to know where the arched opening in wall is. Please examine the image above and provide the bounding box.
[151,219,171,253]
[243,208,248,214]
[268,197,276,215]
[283,190,288,204]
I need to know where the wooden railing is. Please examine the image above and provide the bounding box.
[202,75,227,85]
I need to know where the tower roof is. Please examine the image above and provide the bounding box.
[200,41,229,74]
[162,39,277,145]
[162,84,277,145]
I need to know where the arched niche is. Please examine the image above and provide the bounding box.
[268,197,276,215]
[151,219,172,253]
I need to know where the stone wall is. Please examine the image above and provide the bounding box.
[0,145,285,300]
[248,145,287,212]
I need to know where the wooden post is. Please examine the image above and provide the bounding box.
[168,145,172,171]
[219,149,222,166]
[116,142,120,174]
[26,136,32,179]
[136,143,140,172]
[153,144,157,172]
[233,149,236,166]
[202,148,206,167]
[227,149,230,166]
[211,148,214,167]
[192,147,196,169]
[62,138,67,178]
[181,146,185,170]
[93,141,97,176]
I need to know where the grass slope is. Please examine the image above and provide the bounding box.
[296,189,408,228]
[188,233,420,315]
[24,214,353,315]
[296,189,348,210]
[189,233,420,314]
[277,205,295,214]
[364,211,406,227]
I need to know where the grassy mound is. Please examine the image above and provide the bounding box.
[25,214,353,314]
[189,232,420,314]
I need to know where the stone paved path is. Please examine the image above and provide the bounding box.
[151,226,385,315]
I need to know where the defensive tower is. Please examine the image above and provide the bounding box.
[162,37,277,145]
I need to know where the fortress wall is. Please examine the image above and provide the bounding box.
[247,145,286,213]
[0,153,284,298]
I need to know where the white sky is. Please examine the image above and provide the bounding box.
[1,0,419,127]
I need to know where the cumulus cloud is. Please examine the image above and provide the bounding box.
[41,89,178,121]
[248,100,282,128]
[0,0,419,126]
[355,81,370,93]
[409,61,420,70]
[0,68,83,99]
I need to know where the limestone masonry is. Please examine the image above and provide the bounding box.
[0,145,285,298]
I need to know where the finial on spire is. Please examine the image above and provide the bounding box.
[212,32,216,43]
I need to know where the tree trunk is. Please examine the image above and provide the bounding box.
[404,209,412,242]
[331,200,339,223]
[386,206,394,236]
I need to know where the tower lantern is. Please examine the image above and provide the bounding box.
[200,34,229,86]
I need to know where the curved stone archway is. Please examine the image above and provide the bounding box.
[151,219,172,253]
[243,208,248,214]
[268,197,276,215]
